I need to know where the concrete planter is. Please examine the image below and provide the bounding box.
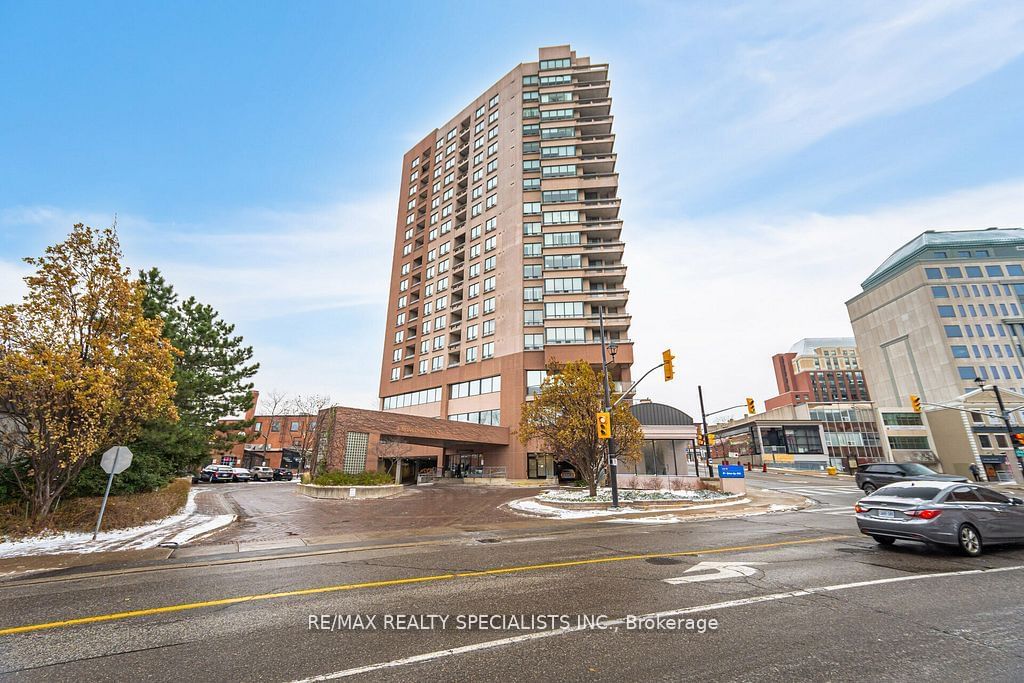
[297,483,404,500]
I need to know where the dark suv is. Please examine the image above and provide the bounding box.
[856,462,966,493]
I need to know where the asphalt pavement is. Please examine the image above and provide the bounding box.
[1,472,1022,681]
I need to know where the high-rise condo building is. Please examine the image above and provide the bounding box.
[378,45,632,480]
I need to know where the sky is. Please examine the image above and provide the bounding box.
[2,0,1024,420]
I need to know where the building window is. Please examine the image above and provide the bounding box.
[546,327,586,344]
[449,409,501,426]
[343,432,369,474]
[888,436,930,450]
[925,268,942,279]
[524,334,544,350]
[482,342,494,359]
[382,387,442,410]
[539,58,571,70]
[449,375,501,399]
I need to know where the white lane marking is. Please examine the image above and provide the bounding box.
[289,564,1024,681]
[771,487,862,496]
[663,561,765,585]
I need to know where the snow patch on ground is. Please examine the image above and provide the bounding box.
[508,495,750,520]
[0,489,235,558]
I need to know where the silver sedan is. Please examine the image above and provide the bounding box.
[855,480,1024,556]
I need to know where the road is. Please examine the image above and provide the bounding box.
[1,473,1022,681]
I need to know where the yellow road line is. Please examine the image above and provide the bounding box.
[0,534,848,637]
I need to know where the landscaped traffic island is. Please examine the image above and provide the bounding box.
[536,487,737,511]
[297,471,404,500]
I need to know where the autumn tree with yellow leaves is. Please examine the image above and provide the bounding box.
[0,225,177,525]
[518,360,643,497]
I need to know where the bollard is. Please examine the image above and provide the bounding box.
[762,462,767,473]
[746,462,752,471]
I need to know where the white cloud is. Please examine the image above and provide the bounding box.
[0,197,395,407]
[627,177,1024,419]
[613,0,1024,202]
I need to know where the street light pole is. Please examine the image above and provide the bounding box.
[698,385,713,478]
[598,306,620,509]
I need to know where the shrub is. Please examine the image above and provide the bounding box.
[312,470,395,487]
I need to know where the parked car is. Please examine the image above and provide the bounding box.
[198,465,236,483]
[273,468,294,481]
[231,467,252,483]
[855,462,966,493]
[251,466,274,482]
[855,481,1024,556]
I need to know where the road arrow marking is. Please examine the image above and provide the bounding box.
[663,560,766,584]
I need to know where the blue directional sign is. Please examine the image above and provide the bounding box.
[718,464,745,479]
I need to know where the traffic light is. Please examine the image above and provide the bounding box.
[746,397,755,414]
[662,349,675,381]
[910,395,922,413]
[596,412,611,440]
[1013,433,1024,448]
[696,425,705,446]
[707,434,716,446]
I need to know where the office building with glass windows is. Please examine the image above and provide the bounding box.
[848,227,1024,478]
[377,45,632,479]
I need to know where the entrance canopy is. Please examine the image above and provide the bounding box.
[320,406,509,450]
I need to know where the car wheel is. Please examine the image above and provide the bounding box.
[872,535,896,546]
[862,483,876,494]
[958,524,983,557]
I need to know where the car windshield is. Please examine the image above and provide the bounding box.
[871,485,942,500]
[900,463,938,476]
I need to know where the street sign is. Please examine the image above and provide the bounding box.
[93,446,134,540]
[664,561,765,585]
[718,464,745,478]
[100,446,133,475]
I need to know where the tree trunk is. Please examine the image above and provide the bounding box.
[588,480,597,497]
[31,490,58,528]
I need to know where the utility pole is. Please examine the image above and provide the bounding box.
[598,306,620,508]
[698,385,713,478]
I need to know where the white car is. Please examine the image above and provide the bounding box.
[251,466,274,482]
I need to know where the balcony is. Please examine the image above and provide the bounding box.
[581,240,625,257]
[541,173,617,193]
[585,264,627,281]
[574,80,610,100]
[577,134,615,156]
[577,115,613,136]
[583,288,629,306]
[575,98,611,118]
[581,198,621,220]
[578,154,616,174]
[580,219,623,239]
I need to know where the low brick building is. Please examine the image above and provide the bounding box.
[312,405,509,482]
